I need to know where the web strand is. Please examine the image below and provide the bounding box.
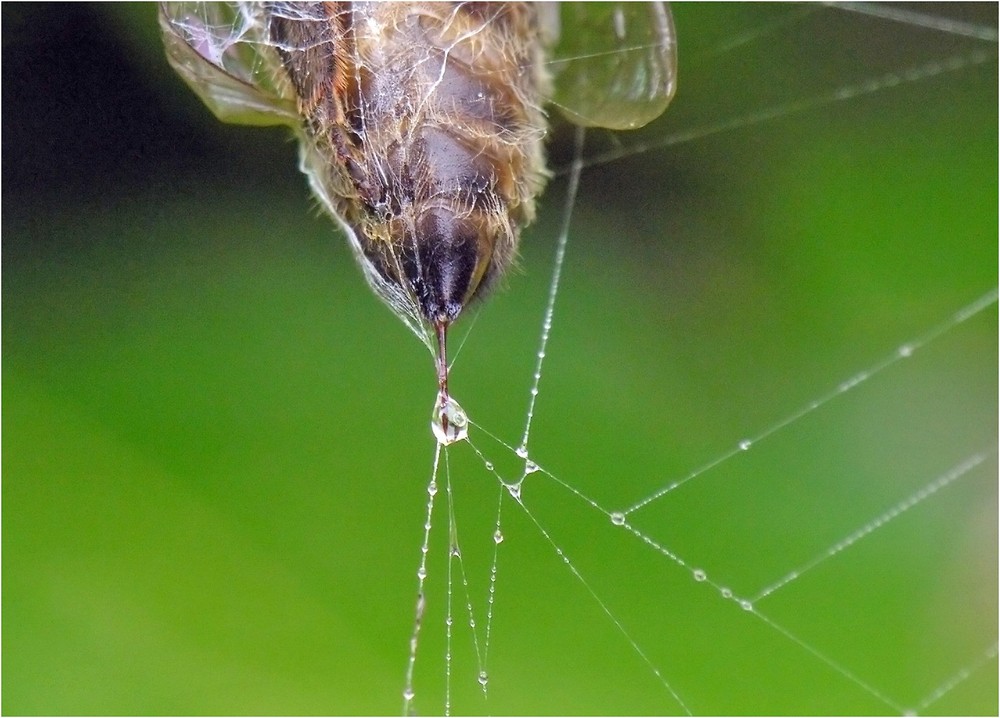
[556,48,995,178]
[911,642,1000,714]
[751,449,993,602]
[444,453,489,701]
[517,125,587,459]
[510,493,693,715]
[403,444,442,715]
[824,2,1000,41]
[444,463,454,716]
[623,288,999,515]
[592,444,994,716]
[480,486,506,673]
[751,607,908,713]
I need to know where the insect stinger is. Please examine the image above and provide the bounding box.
[431,318,468,445]
[434,319,449,402]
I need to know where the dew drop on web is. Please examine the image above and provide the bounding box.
[431,394,468,445]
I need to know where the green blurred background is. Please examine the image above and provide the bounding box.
[4,3,997,715]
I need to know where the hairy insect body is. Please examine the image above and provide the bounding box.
[162,2,678,337]
[161,0,675,410]
[270,3,549,331]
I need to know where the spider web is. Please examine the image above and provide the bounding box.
[400,5,998,715]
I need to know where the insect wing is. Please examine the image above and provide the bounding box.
[159,2,297,126]
[548,2,677,130]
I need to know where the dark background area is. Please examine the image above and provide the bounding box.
[3,3,300,205]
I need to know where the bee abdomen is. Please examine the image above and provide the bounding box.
[359,3,548,212]
[272,2,551,326]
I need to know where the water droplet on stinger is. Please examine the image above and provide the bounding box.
[478,671,489,687]
[693,569,707,582]
[493,529,504,544]
[610,511,626,526]
[431,394,468,445]
[525,460,539,474]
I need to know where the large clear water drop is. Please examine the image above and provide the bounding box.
[431,394,468,445]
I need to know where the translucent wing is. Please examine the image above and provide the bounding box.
[159,2,298,126]
[546,1,677,130]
